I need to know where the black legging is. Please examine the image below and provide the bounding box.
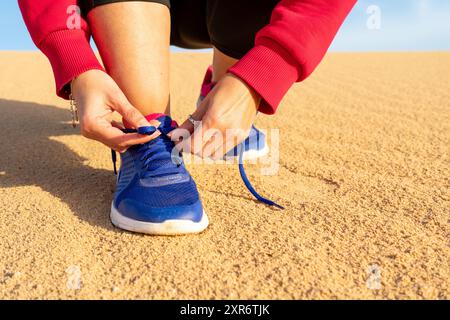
[79,0,279,59]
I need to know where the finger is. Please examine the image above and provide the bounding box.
[184,123,209,156]
[111,120,124,130]
[169,127,191,153]
[170,93,212,141]
[201,129,223,159]
[172,118,195,137]
[113,98,150,129]
[176,130,195,156]
[172,113,200,138]
[113,130,161,150]
[91,118,160,151]
[103,118,161,141]
[211,130,238,160]
[111,117,161,132]
[147,119,162,129]
[210,140,228,161]
[172,114,202,153]
[211,149,224,161]
[211,132,241,161]
[186,124,221,158]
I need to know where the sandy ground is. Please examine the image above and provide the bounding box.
[0,52,448,300]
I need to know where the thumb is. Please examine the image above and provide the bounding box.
[114,97,150,129]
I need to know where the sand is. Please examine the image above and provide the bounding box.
[0,52,448,299]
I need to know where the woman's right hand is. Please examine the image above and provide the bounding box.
[71,70,160,152]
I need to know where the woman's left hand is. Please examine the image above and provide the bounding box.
[172,73,260,159]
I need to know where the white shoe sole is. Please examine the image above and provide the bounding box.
[110,202,209,235]
[224,144,270,161]
[242,144,270,161]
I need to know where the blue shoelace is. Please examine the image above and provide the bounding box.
[111,126,284,210]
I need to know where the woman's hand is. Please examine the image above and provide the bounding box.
[173,73,260,159]
[71,70,160,152]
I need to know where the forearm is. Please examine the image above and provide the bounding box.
[18,0,104,98]
[229,0,357,114]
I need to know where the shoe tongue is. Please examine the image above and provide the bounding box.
[138,116,181,177]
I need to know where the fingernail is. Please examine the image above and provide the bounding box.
[138,118,151,127]
[152,131,161,138]
[151,120,161,127]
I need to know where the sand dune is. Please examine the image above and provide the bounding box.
[0,52,448,299]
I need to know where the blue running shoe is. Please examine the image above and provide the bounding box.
[197,66,269,160]
[110,115,208,235]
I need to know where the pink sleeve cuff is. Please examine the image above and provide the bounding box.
[228,39,300,115]
[39,29,105,99]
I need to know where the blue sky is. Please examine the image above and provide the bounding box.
[1,0,449,51]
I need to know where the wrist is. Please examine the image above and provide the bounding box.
[71,69,105,96]
[226,73,260,112]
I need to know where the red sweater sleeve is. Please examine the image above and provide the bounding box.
[229,0,357,114]
[18,0,104,99]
